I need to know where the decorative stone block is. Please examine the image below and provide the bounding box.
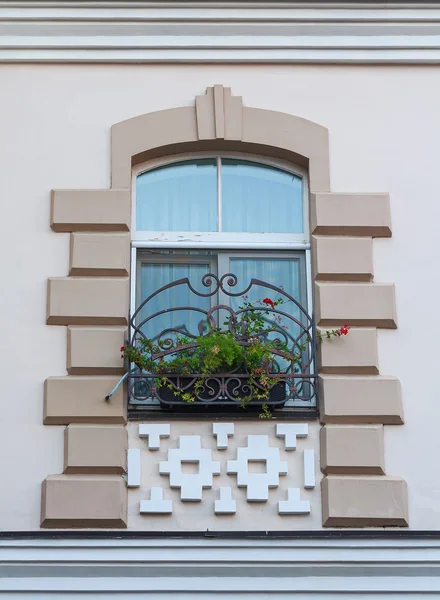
[159,436,220,501]
[127,449,140,488]
[67,326,126,375]
[70,233,130,276]
[319,375,403,425]
[213,423,234,450]
[278,488,310,515]
[321,476,408,527]
[215,487,236,515]
[310,193,391,237]
[312,236,373,282]
[140,488,173,514]
[51,189,130,232]
[276,423,308,450]
[44,376,126,425]
[303,449,316,489]
[318,327,379,375]
[227,435,288,502]
[320,425,385,475]
[315,282,397,328]
[47,277,129,326]
[139,424,170,450]
[64,424,127,474]
[41,475,127,528]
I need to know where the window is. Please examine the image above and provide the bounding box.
[128,154,316,418]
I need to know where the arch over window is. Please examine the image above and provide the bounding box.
[132,154,309,246]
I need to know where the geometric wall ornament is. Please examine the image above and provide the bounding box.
[278,488,311,515]
[159,436,221,501]
[139,424,170,450]
[276,423,308,450]
[303,449,316,489]
[126,448,141,488]
[214,487,236,514]
[213,423,234,450]
[140,487,173,514]
[227,435,288,502]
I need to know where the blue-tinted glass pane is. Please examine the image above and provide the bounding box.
[222,160,303,233]
[136,159,217,232]
[138,262,212,341]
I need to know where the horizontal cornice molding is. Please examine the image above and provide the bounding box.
[2,537,440,592]
[3,1,440,63]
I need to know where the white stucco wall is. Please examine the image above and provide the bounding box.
[0,64,439,530]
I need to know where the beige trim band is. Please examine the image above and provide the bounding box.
[321,476,408,527]
[310,193,391,238]
[41,475,127,528]
[44,376,126,425]
[47,277,129,326]
[320,425,385,475]
[64,425,127,475]
[70,233,130,277]
[319,375,404,425]
[67,326,126,376]
[51,190,130,233]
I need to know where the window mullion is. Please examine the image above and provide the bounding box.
[217,156,222,232]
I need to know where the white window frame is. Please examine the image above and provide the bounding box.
[131,152,310,250]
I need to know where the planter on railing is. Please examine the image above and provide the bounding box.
[117,273,318,415]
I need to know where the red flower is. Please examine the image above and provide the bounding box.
[120,346,125,352]
[262,297,275,308]
[338,324,350,336]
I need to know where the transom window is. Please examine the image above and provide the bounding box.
[129,154,315,418]
[132,154,309,245]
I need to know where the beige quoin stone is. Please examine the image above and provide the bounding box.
[312,236,373,282]
[70,233,130,276]
[51,189,130,232]
[310,193,391,237]
[64,425,127,474]
[44,376,126,425]
[67,326,126,375]
[318,327,379,375]
[321,476,408,527]
[47,277,129,326]
[315,282,397,328]
[41,475,127,528]
[320,425,385,475]
[319,375,403,424]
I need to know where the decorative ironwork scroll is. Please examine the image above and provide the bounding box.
[125,273,318,413]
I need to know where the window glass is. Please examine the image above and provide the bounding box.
[138,262,212,341]
[221,160,303,233]
[136,159,217,232]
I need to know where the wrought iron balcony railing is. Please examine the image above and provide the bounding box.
[108,273,318,417]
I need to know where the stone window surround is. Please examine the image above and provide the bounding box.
[42,85,407,529]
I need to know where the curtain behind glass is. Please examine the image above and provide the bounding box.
[136,159,217,232]
[221,160,303,234]
[229,257,305,348]
[138,263,212,343]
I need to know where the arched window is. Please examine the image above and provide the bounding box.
[129,154,314,416]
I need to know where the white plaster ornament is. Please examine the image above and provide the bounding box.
[159,436,221,501]
[278,488,311,515]
[139,423,170,450]
[213,423,234,450]
[227,435,288,502]
[126,449,141,488]
[215,487,236,514]
[276,423,308,450]
[140,488,173,514]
